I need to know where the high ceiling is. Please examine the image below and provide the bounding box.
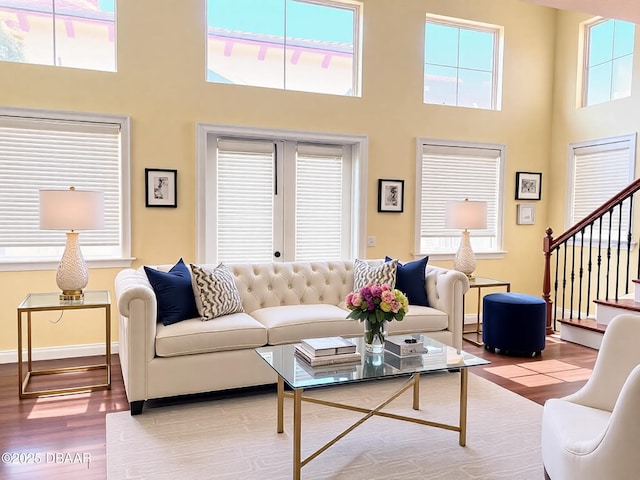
[522,0,640,24]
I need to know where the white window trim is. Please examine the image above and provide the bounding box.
[414,137,506,260]
[565,133,637,249]
[0,106,133,272]
[195,122,368,263]
[424,14,504,111]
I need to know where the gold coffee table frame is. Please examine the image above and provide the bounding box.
[17,291,112,399]
[276,368,469,480]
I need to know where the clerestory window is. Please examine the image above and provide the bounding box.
[206,0,362,96]
[424,14,502,110]
[582,18,634,107]
[0,0,116,71]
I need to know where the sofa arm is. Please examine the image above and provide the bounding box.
[426,265,470,350]
[114,268,158,405]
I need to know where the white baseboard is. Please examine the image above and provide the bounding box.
[0,342,119,364]
[464,313,481,325]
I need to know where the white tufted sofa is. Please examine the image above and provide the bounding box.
[115,260,469,414]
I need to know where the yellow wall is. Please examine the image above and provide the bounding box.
[0,0,557,351]
[549,10,640,232]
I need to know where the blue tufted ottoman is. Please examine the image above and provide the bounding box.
[482,292,546,356]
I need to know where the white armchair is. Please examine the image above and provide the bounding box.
[541,313,640,479]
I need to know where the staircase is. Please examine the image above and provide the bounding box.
[543,179,640,350]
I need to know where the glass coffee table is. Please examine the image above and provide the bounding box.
[256,335,490,480]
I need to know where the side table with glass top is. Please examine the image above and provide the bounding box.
[17,290,111,399]
[463,277,511,346]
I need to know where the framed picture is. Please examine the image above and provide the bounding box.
[517,204,536,225]
[378,179,404,213]
[515,171,542,200]
[145,168,177,208]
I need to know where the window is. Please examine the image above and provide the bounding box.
[416,139,505,256]
[0,0,116,71]
[567,134,636,242]
[424,15,502,110]
[206,0,362,96]
[583,18,634,106]
[0,107,131,270]
[196,124,366,263]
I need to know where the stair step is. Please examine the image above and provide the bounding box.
[594,298,640,325]
[558,317,606,333]
[593,298,640,313]
[558,317,605,350]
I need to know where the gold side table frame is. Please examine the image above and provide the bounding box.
[463,277,511,346]
[276,369,469,480]
[17,291,111,399]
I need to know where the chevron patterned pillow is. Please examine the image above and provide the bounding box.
[190,263,244,320]
[353,258,398,291]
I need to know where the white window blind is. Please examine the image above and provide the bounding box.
[418,141,503,254]
[216,139,275,263]
[295,143,345,261]
[570,135,636,240]
[0,116,121,250]
[213,137,353,263]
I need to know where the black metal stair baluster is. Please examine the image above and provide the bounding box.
[597,217,603,301]
[586,223,593,317]
[562,244,568,320]
[625,196,633,294]
[606,210,613,300]
[570,235,577,318]
[615,203,623,301]
[578,229,585,319]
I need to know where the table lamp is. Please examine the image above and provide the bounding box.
[39,187,105,301]
[445,199,487,279]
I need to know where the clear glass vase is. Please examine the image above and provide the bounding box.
[364,318,388,354]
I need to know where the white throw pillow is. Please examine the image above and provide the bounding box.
[353,258,398,291]
[190,263,244,320]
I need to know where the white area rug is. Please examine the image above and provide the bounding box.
[106,373,543,479]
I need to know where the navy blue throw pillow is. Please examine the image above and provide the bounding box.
[385,256,430,307]
[144,259,199,326]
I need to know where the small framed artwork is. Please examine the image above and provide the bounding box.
[378,179,404,213]
[515,171,542,200]
[145,168,177,208]
[517,204,536,225]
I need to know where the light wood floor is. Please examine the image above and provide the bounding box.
[0,336,597,480]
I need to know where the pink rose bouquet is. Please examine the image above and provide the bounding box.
[345,284,409,347]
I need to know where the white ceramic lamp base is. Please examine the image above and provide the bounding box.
[56,231,89,301]
[454,230,477,279]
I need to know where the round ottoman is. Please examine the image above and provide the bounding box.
[482,292,546,356]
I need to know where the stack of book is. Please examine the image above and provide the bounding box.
[294,336,361,367]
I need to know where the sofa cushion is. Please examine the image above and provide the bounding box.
[143,259,199,326]
[155,312,268,357]
[251,304,363,345]
[191,263,244,320]
[386,256,430,307]
[387,305,448,334]
[353,258,397,290]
